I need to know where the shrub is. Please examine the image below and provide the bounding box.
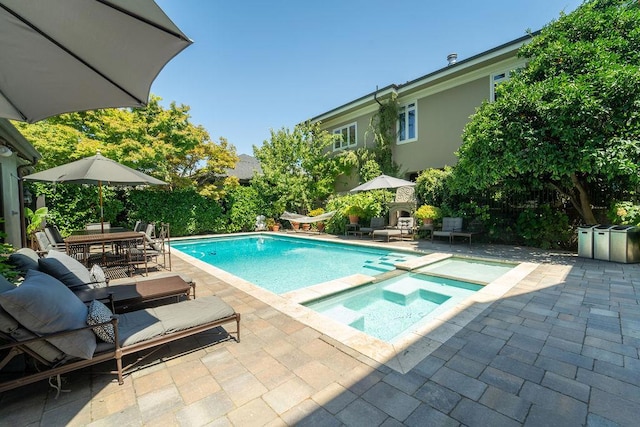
[415,205,442,220]
[308,207,325,217]
[345,205,366,217]
[516,205,572,249]
[415,167,452,206]
[607,201,640,225]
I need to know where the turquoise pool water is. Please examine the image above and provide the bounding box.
[171,235,418,294]
[306,272,484,342]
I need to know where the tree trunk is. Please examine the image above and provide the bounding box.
[571,173,598,224]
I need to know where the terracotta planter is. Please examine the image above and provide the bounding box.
[316,222,325,232]
[291,222,300,231]
[302,223,310,231]
[422,218,434,225]
[270,225,280,232]
[348,215,360,225]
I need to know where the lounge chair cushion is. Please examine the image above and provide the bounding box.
[87,300,115,343]
[117,295,235,347]
[38,250,92,288]
[0,275,16,293]
[0,270,96,360]
[8,248,40,274]
[89,264,108,288]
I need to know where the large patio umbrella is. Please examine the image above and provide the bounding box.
[349,174,415,193]
[23,153,167,232]
[0,0,192,123]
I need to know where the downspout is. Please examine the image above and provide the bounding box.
[17,156,37,248]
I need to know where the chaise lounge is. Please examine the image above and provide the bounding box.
[0,270,240,393]
[372,217,415,242]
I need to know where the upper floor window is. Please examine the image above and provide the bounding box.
[397,101,417,144]
[490,67,523,101]
[333,123,357,150]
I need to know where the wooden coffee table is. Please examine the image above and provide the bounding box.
[75,275,194,312]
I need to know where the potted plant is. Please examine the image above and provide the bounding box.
[25,206,48,249]
[265,218,280,231]
[309,207,326,232]
[415,204,442,225]
[345,205,365,225]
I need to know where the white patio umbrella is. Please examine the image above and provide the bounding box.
[349,174,415,193]
[23,153,167,233]
[0,0,192,123]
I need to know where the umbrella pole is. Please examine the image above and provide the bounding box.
[99,181,106,264]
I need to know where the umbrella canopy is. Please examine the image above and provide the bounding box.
[349,174,415,193]
[23,153,167,231]
[0,0,192,123]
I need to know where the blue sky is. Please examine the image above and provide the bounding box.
[152,0,584,156]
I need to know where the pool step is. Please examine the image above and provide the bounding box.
[382,281,451,306]
[322,306,364,330]
[363,253,416,273]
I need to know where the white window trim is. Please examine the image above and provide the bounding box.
[397,101,418,145]
[332,122,357,151]
[490,66,524,102]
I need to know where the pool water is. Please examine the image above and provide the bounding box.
[306,272,483,342]
[171,235,418,294]
[415,257,515,284]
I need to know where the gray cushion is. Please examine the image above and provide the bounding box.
[0,270,96,360]
[8,248,40,274]
[0,275,16,293]
[117,295,234,347]
[89,264,108,288]
[87,300,115,343]
[38,250,92,288]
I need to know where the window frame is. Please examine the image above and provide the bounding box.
[397,101,418,145]
[490,66,524,102]
[332,122,357,151]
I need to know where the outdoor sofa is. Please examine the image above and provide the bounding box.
[0,269,240,393]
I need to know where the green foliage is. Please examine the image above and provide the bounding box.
[252,122,346,214]
[415,205,442,220]
[221,186,270,233]
[367,95,400,176]
[0,221,19,282]
[325,191,388,234]
[608,201,640,225]
[126,188,224,236]
[344,205,366,217]
[516,205,572,249]
[455,0,640,225]
[415,167,452,206]
[308,208,325,217]
[24,206,48,235]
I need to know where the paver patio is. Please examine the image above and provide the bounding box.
[1,234,638,426]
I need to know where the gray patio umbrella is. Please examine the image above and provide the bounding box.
[23,153,167,232]
[0,0,192,123]
[349,174,415,193]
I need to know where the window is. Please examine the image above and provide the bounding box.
[333,123,357,150]
[397,101,417,144]
[490,68,523,101]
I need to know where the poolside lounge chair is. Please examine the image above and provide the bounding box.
[359,217,386,236]
[372,217,415,242]
[432,217,463,244]
[0,270,240,393]
[34,230,65,253]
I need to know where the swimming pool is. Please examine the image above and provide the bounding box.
[171,234,418,294]
[306,272,483,342]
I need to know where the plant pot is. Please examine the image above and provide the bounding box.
[291,222,300,231]
[422,218,433,225]
[316,222,325,232]
[270,225,280,231]
[348,215,359,225]
[302,223,310,231]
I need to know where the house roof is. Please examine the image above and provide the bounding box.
[310,32,538,123]
[0,118,41,163]
[225,154,262,181]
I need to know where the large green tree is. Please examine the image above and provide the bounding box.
[252,122,349,214]
[15,96,237,196]
[455,0,640,224]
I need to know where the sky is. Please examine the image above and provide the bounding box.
[152,0,584,156]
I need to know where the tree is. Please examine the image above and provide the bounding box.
[15,96,238,197]
[455,0,640,224]
[252,122,349,214]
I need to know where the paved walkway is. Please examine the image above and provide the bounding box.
[1,235,638,426]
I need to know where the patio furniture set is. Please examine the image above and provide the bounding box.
[0,245,240,394]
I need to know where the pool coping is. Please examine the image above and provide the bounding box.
[171,232,539,373]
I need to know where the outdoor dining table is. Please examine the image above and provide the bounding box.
[64,230,147,275]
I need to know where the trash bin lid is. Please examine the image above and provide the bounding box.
[594,225,615,230]
[611,225,640,232]
[578,224,600,231]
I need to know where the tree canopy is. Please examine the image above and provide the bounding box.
[15,96,238,198]
[455,0,640,224]
[252,122,350,214]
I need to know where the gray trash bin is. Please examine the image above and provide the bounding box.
[609,225,640,263]
[577,225,598,258]
[593,225,614,261]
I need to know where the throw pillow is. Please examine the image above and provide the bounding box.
[8,248,40,274]
[0,275,16,293]
[38,250,92,288]
[89,264,108,289]
[0,270,96,359]
[87,300,115,343]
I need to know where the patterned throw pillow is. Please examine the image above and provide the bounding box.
[89,264,107,289]
[86,300,115,343]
